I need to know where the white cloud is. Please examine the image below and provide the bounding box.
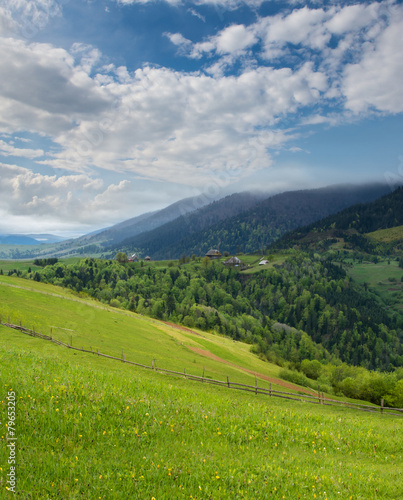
[0,162,136,232]
[0,38,109,136]
[342,6,403,114]
[115,0,264,7]
[0,139,44,159]
[0,0,62,38]
[38,61,328,185]
[188,8,206,22]
[1,2,402,233]
[215,24,258,54]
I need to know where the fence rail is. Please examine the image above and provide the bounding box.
[2,319,402,417]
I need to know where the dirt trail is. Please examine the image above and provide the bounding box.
[188,346,316,396]
[161,319,316,396]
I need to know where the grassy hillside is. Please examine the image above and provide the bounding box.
[1,323,402,498]
[346,259,403,318]
[368,225,403,243]
[0,275,294,390]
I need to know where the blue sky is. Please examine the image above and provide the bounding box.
[0,0,402,236]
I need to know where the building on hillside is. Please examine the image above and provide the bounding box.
[128,253,138,262]
[223,256,246,269]
[259,259,269,265]
[145,256,151,261]
[205,249,222,259]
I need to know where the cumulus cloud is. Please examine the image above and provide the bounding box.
[166,2,388,74]
[0,38,109,136]
[342,5,403,114]
[1,1,402,233]
[0,162,136,233]
[36,60,328,185]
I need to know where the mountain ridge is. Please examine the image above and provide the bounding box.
[115,183,391,259]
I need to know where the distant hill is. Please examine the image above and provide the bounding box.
[118,183,391,259]
[113,191,267,258]
[25,234,67,244]
[271,186,403,252]
[0,234,66,245]
[60,193,224,253]
[0,234,40,245]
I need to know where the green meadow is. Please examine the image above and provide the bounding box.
[367,225,403,243]
[0,275,402,498]
[346,260,403,317]
[0,275,294,391]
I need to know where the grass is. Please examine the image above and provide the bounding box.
[346,259,403,316]
[1,328,402,499]
[367,225,403,243]
[0,275,290,391]
[0,260,41,273]
[240,254,287,274]
[0,275,402,498]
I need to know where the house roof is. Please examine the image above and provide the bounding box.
[224,256,242,265]
[206,249,222,257]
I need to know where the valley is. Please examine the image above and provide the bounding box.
[1,184,402,498]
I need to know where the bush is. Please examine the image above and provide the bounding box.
[300,359,322,380]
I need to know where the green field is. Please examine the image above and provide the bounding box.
[346,260,403,316]
[367,225,403,242]
[1,274,403,498]
[0,275,288,390]
[1,328,402,499]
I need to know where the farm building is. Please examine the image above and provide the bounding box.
[145,256,151,261]
[259,259,269,265]
[128,254,138,262]
[223,256,246,269]
[205,249,222,259]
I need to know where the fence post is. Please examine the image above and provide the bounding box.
[255,372,257,395]
[270,383,272,397]
[70,335,72,348]
[381,399,384,414]
[184,368,187,379]
[50,328,52,340]
[318,385,321,404]
[121,349,124,362]
[97,348,99,356]
[227,376,230,388]
[202,366,205,382]
[322,392,325,404]
[152,359,154,370]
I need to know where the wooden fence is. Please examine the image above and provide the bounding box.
[2,319,403,417]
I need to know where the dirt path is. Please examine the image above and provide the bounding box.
[161,319,316,396]
[162,321,204,336]
[188,346,316,396]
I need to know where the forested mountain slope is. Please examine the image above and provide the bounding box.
[272,186,403,252]
[120,183,390,259]
[114,191,267,258]
[25,252,402,373]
